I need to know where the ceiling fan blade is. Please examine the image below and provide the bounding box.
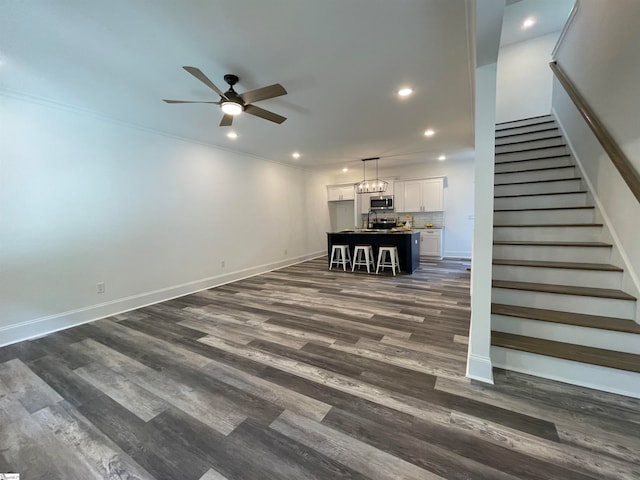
[219,114,233,127]
[240,84,287,104]
[183,66,227,99]
[244,104,286,124]
[163,99,219,104]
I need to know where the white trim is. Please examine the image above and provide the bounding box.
[0,251,325,347]
[492,346,640,399]
[466,353,494,383]
[444,251,472,259]
[552,106,640,310]
[551,0,580,61]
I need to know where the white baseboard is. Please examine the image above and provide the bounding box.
[0,251,325,347]
[444,250,472,259]
[466,353,494,384]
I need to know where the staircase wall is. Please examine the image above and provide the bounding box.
[552,79,640,316]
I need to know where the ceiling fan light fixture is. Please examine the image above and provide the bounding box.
[220,101,244,115]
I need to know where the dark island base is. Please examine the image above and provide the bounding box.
[327,231,421,274]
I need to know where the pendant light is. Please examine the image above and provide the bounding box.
[355,157,388,194]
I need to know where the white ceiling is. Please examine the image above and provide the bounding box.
[0,0,475,171]
[501,0,575,47]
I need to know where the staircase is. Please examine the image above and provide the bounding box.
[490,114,640,398]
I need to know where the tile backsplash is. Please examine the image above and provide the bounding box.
[361,211,445,228]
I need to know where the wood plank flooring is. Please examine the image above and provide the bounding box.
[1,257,639,479]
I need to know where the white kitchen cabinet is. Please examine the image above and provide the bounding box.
[359,192,372,214]
[327,184,355,202]
[420,229,443,258]
[393,181,405,212]
[401,177,444,212]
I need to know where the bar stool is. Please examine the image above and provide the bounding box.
[329,244,352,271]
[376,246,400,275]
[352,244,375,273]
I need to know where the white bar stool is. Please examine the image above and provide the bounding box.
[352,244,375,273]
[376,246,400,275]
[329,244,352,271]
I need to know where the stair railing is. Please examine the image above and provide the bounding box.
[549,61,640,204]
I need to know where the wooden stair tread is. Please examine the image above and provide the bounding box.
[494,206,594,212]
[493,223,602,228]
[492,280,636,300]
[495,127,559,139]
[492,259,623,271]
[495,144,567,155]
[496,116,554,127]
[491,304,640,334]
[493,240,611,247]
[496,135,563,146]
[491,332,640,373]
[495,190,587,198]
[494,177,581,186]
[494,165,574,175]
[496,154,571,165]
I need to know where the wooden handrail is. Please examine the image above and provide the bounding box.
[550,61,640,204]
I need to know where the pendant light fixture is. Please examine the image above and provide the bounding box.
[355,157,388,194]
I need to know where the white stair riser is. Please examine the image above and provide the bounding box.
[496,146,568,163]
[494,192,587,209]
[493,225,603,242]
[495,156,572,173]
[493,208,595,225]
[494,179,582,196]
[495,137,565,154]
[494,166,576,184]
[492,265,622,289]
[495,129,560,144]
[496,116,554,131]
[491,287,636,319]
[491,346,640,399]
[492,315,640,354]
[493,245,612,263]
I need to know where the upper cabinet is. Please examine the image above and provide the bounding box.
[397,177,444,212]
[327,184,355,202]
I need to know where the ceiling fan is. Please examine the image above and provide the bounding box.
[163,66,287,127]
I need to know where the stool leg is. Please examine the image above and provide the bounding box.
[345,247,351,271]
[329,247,336,270]
[395,249,401,273]
[390,250,396,276]
[376,249,382,274]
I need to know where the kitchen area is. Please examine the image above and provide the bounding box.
[327,175,446,269]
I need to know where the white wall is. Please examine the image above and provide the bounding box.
[552,0,640,309]
[496,32,560,123]
[327,157,475,258]
[554,0,640,173]
[0,92,329,345]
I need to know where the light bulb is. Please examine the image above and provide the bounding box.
[221,102,243,115]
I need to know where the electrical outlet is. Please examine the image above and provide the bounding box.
[97,282,105,294]
[220,260,225,268]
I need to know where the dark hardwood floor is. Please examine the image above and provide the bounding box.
[1,257,639,479]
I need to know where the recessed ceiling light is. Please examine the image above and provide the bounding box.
[397,87,413,97]
[424,129,435,137]
[522,17,536,29]
[292,152,301,159]
[342,167,349,173]
[226,132,238,139]
[438,155,446,161]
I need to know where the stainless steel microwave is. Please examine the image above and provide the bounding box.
[370,196,394,210]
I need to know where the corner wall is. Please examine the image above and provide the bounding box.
[495,32,559,123]
[0,92,329,345]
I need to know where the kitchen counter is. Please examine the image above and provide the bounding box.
[327,230,421,273]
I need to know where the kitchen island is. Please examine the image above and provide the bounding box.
[327,230,421,274]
